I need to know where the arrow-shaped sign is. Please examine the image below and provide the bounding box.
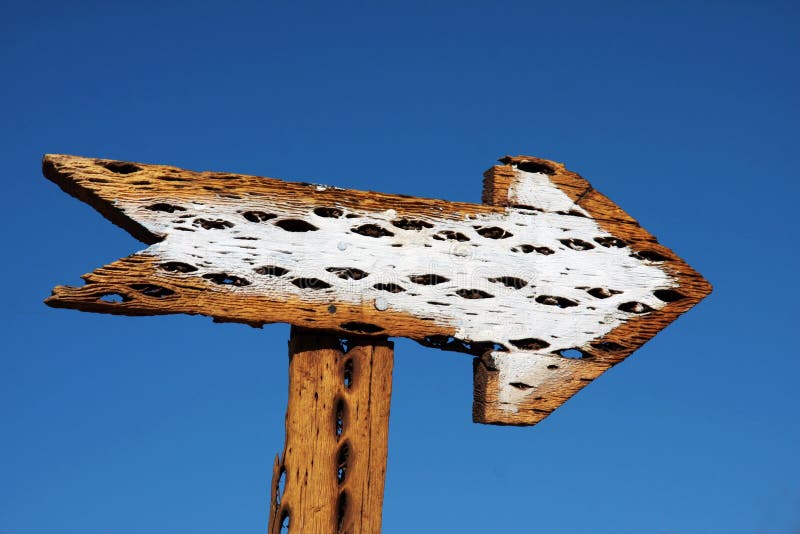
[43,154,711,425]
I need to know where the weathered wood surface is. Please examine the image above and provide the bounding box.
[472,157,712,424]
[268,328,393,534]
[43,154,711,425]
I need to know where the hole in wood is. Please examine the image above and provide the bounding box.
[509,382,534,390]
[279,510,290,534]
[336,491,348,533]
[472,341,508,353]
[275,219,318,232]
[193,218,235,230]
[335,398,345,438]
[326,267,368,280]
[587,287,622,299]
[391,218,433,230]
[515,161,554,174]
[556,348,585,359]
[340,322,384,334]
[591,341,627,352]
[203,273,251,286]
[595,236,627,248]
[488,276,528,289]
[336,441,350,485]
[476,226,513,239]
[242,210,276,222]
[373,283,405,293]
[159,261,198,273]
[432,230,469,241]
[654,289,686,302]
[101,161,141,174]
[512,244,554,255]
[291,278,331,289]
[275,466,286,507]
[351,224,394,238]
[159,175,188,182]
[482,341,508,354]
[254,265,290,276]
[408,274,449,285]
[420,335,506,356]
[314,207,343,218]
[509,338,550,350]
[536,295,578,308]
[560,238,595,251]
[618,301,654,314]
[547,364,559,370]
[343,359,353,389]
[146,203,185,213]
[556,209,588,218]
[130,284,175,298]
[99,293,130,303]
[632,250,669,262]
[456,289,493,299]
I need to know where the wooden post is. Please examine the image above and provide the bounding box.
[268,327,394,534]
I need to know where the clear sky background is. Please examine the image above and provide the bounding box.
[2,1,798,533]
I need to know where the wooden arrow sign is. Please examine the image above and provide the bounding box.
[43,154,711,425]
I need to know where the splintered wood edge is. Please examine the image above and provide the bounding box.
[45,253,456,339]
[472,155,712,425]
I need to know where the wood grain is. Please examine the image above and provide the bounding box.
[43,154,711,425]
[267,328,393,534]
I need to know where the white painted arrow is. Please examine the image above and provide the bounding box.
[43,154,710,425]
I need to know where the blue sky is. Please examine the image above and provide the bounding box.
[1,1,798,532]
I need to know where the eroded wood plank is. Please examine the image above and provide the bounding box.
[43,154,711,425]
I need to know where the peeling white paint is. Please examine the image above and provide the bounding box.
[508,171,591,216]
[482,351,567,411]
[119,168,674,378]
